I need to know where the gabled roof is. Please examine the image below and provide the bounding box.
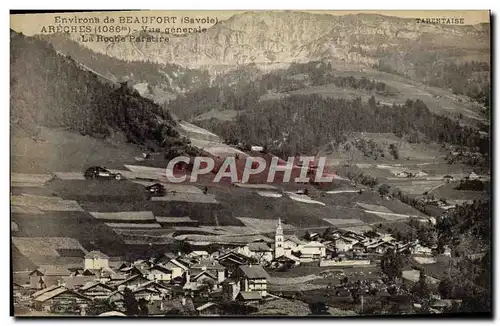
[149,264,172,274]
[274,253,300,262]
[302,241,326,248]
[183,282,202,291]
[32,285,64,299]
[84,250,109,260]
[137,280,171,291]
[192,270,217,281]
[34,287,92,302]
[167,259,189,271]
[237,291,262,301]
[132,287,161,294]
[217,252,250,266]
[187,250,209,257]
[336,236,358,244]
[190,260,225,271]
[238,265,270,280]
[31,266,72,276]
[285,236,307,245]
[82,269,97,276]
[79,281,114,292]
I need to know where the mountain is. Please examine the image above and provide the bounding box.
[66,11,490,76]
[10,30,198,157]
[40,33,211,104]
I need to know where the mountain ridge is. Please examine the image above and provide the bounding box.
[56,11,489,73]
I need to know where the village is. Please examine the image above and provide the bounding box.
[13,215,462,317]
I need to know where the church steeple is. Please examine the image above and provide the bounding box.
[275,217,284,258]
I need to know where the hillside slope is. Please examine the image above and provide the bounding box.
[41,33,211,103]
[10,30,197,157]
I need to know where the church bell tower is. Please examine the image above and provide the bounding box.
[275,218,284,258]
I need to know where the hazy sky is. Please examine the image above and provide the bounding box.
[11,10,490,36]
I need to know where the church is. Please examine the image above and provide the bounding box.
[273,218,326,264]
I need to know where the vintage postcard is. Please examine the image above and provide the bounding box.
[10,10,491,317]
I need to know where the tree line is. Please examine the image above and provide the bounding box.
[196,95,489,162]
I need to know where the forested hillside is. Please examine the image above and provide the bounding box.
[169,61,397,120]
[378,59,490,111]
[10,30,198,155]
[42,34,211,94]
[197,95,489,161]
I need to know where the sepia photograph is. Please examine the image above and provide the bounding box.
[9,9,491,318]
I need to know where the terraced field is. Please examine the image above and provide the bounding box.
[11,125,455,272]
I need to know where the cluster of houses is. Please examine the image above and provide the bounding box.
[13,248,276,316]
[13,218,450,316]
[324,229,439,257]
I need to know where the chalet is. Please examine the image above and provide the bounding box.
[221,278,240,302]
[236,241,273,263]
[187,251,210,260]
[343,231,366,242]
[190,270,219,291]
[190,260,226,283]
[397,241,418,254]
[78,282,114,300]
[141,281,171,296]
[132,287,162,301]
[33,286,92,313]
[84,251,109,270]
[98,267,122,282]
[273,253,300,267]
[182,281,205,297]
[282,236,307,256]
[196,302,220,316]
[147,264,173,282]
[165,259,189,279]
[233,265,270,297]
[379,234,395,243]
[29,266,72,289]
[153,252,177,265]
[295,241,326,262]
[306,232,320,241]
[114,274,151,290]
[351,242,366,253]
[236,291,262,303]
[334,237,358,252]
[117,262,131,271]
[366,241,394,254]
[61,274,96,290]
[32,284,65,300]
[217,252,252,275]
